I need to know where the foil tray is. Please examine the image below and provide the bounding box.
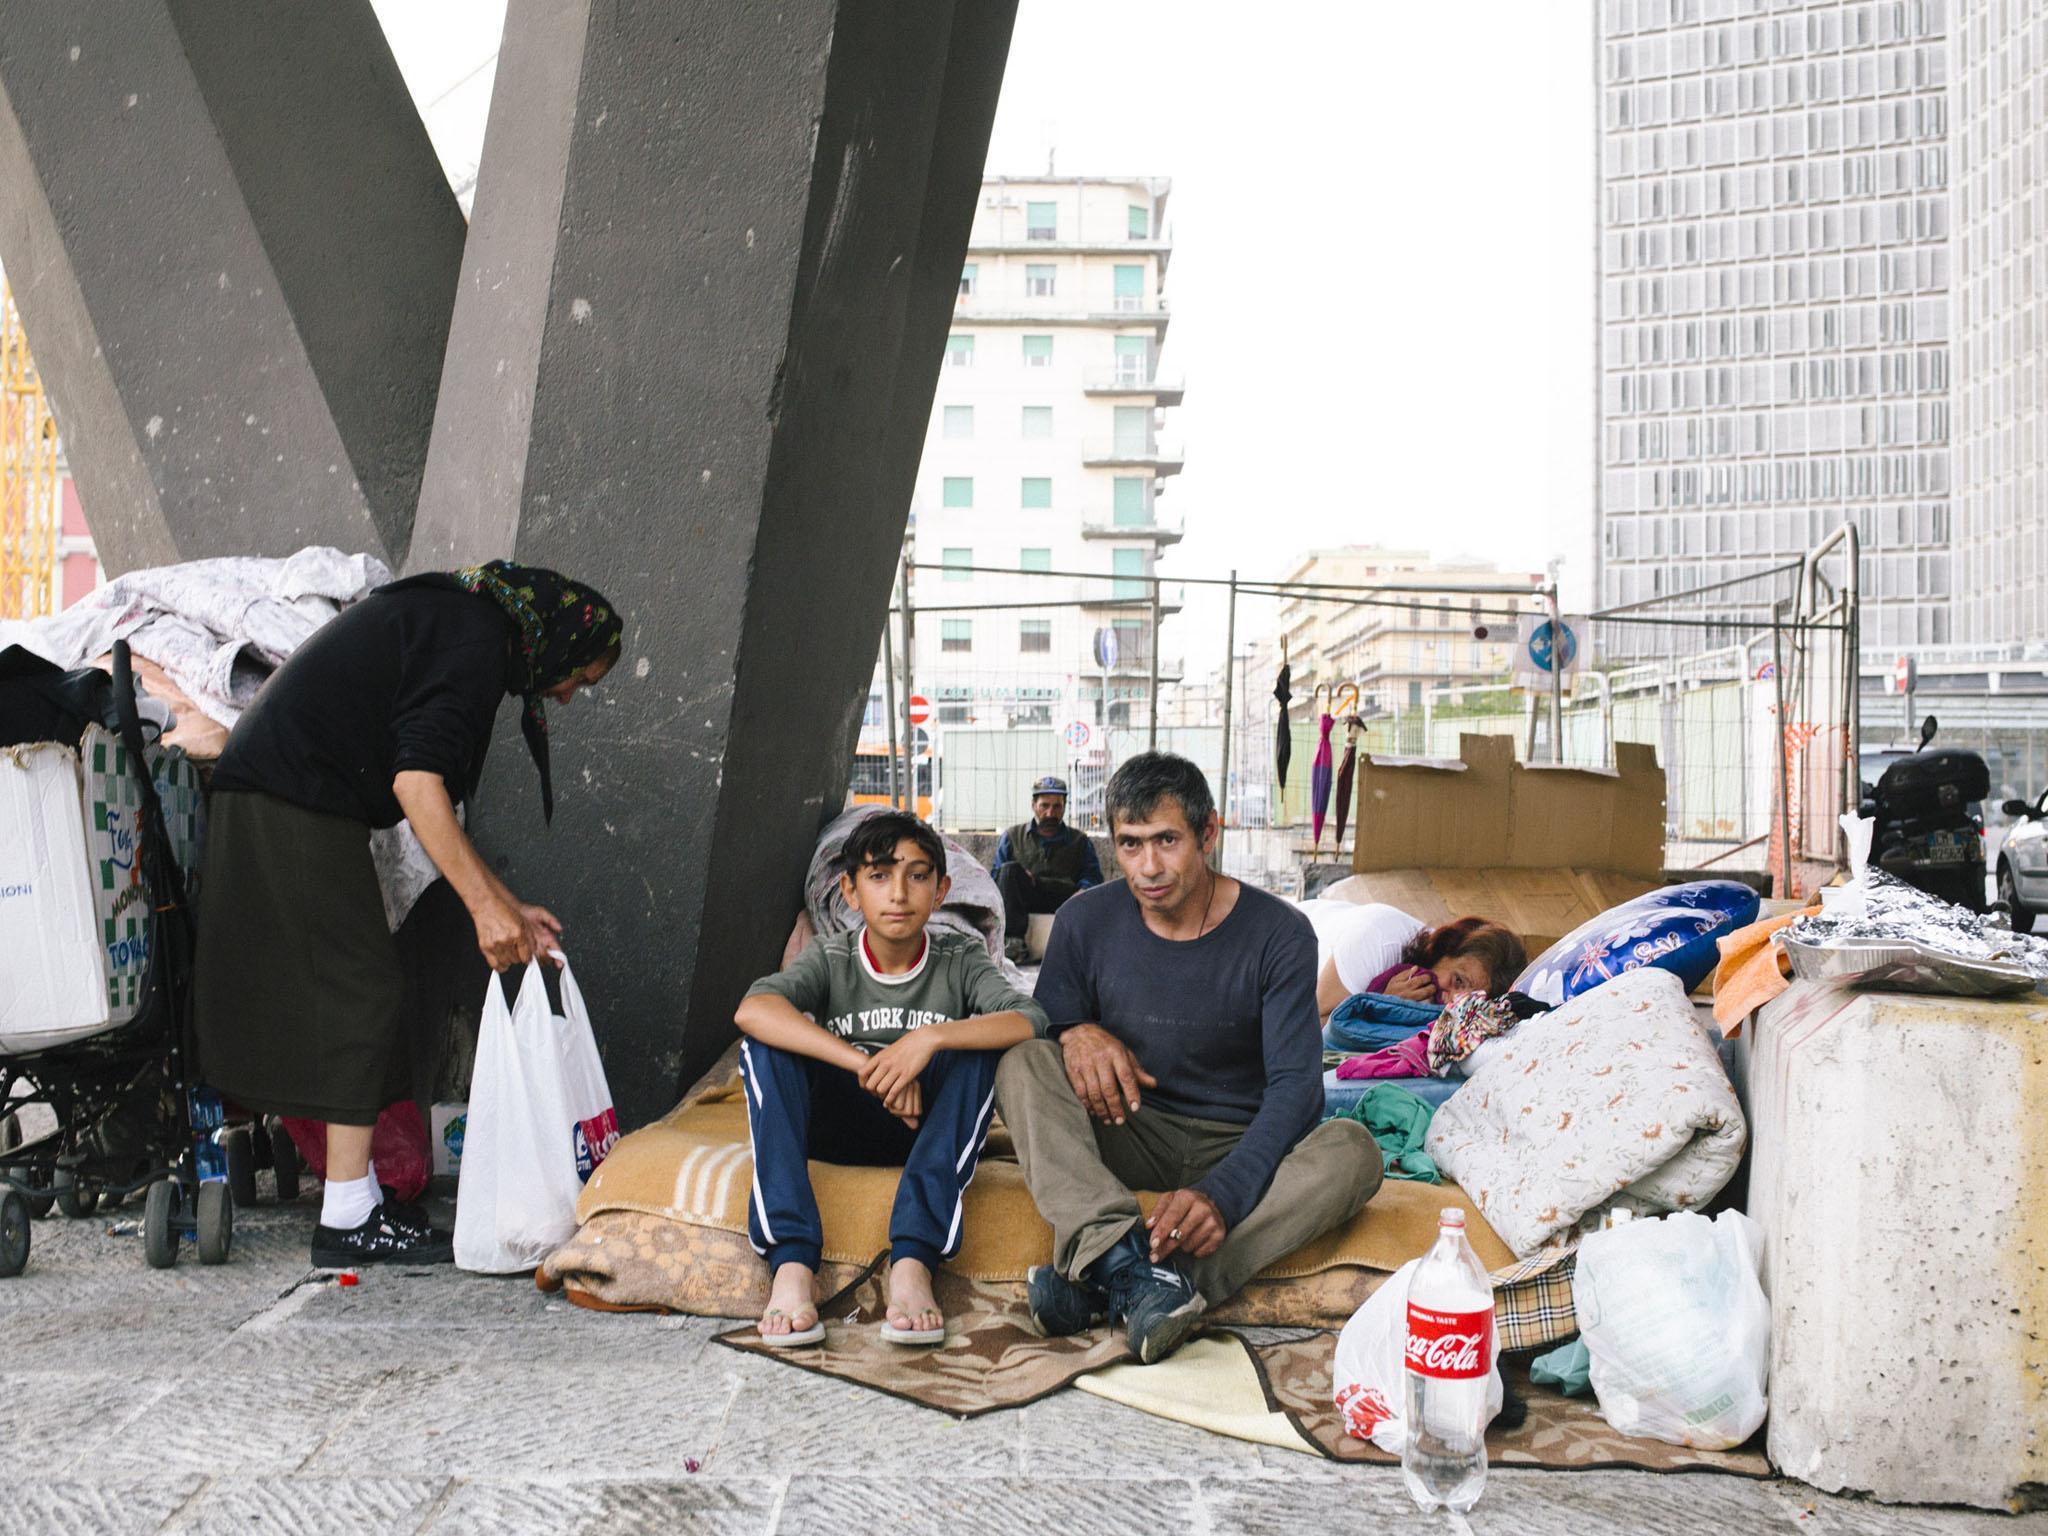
[1782,934,2040,997]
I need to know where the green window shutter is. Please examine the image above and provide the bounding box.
[943,405,973,439]
[1022,334,1053,365]
[1026,263,1056,295]
[1019,547,1052,572]
[946,334,974,366]
[941,618,972,650]
[1113,264,1144,298]
[1113,406,1149,452]
[942,547,972,581]
[1114,335,1148,356]
[1128,204,1148,239]
[1021,406,1053,438]
[1021,477,1052,509]
[942,476,973,508]
[1112,547,1146,598]
[1026,200,1057,238]
[959,262,977,294]
[1113,477,1148,524]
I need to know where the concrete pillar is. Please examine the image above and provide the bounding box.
[431,0,1016,1124]
[1746,981,2048,1509]
[0,0,464,573]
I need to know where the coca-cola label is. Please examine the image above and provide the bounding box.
[1404,1302,1493,1380]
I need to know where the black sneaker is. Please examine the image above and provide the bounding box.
[379,1188,434,1239]
[1026,1264,1107,1337]
[310,1203,454,1268]
[1096,1232,1207,1364]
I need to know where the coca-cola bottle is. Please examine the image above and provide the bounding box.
[1402,1207,1495,1513]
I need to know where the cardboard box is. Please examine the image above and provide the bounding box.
[1331,733,1670,951]
[431,1101,468,1178]
[0,743,113,1052]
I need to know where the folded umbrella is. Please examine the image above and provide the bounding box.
[1273,659,1293,795]
[1333,717,1360,850]
[1310,709,1335,848]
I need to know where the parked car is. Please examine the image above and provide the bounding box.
[1996,790,2048,933]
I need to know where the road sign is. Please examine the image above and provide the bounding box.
[907,694,931,727]
[1890,655,1915,696]
[1092,626,1119,670]
[1063,719,1093,750]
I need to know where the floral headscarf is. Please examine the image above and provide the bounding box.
[389,560,623,822]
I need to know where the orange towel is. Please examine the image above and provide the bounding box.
[1710,905,1820,1034]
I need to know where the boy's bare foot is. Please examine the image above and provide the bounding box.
[759,1261,822,1346]
[882,1256,945,1343]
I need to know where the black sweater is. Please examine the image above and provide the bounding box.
[211,587,512,828]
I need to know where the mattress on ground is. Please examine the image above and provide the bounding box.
[544,1077,1578,1347]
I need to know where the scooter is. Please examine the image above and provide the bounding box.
[1861,715,1989,913]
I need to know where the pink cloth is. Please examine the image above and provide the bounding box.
[1365,963,1441,1002]
[1334,1030,1432,1080]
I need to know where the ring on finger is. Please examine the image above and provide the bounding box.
[1168,1227,1182,1241]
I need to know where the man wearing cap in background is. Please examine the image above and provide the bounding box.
[991,776,1105,963]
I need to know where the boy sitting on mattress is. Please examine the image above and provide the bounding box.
[734,811,1049,1348]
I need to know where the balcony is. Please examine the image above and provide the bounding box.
[1080,513,1184,546]
[1082,436,1185,475]
[951,294,1171,333]
[1081,582,1184,616]
[1083,368,1186,405]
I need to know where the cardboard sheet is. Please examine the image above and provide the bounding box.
[1317,867,1656,955]
[1351,734,1666,883]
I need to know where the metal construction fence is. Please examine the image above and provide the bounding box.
[858,537,1865,897]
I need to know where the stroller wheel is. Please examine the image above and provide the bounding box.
[224,1129,258,1209]
[269,1120,301,1202]
[196,1182,232,1266]
[54,1168,97,1220]
[0,1191,29,1278]
[143,1180,179,1269]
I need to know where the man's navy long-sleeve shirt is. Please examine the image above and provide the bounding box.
[1031,880,1323,1228]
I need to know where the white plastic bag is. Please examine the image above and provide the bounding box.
[1573,1209,1769,1449]
[453,955,618,1273]
[1332,1258,1505,1454]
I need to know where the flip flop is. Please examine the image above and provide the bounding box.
[756,1306,825,1348]
[879,1313,947,1346]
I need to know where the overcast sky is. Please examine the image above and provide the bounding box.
[374,2,1600,643]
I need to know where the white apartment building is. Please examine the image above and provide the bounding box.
[1953,0,2048,649]
[899,174,1182,733]
[1596,0,1955,650]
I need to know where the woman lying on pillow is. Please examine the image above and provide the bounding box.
[1314,911,1528,1018]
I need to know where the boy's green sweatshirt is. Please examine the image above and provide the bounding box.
[745,928,1050,1049]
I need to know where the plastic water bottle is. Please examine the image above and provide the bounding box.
[1402,1207,1495,1513]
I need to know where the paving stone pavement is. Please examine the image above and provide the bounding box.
[1,1176,2041,1535]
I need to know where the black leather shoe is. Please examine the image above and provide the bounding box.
[310,1204,454,1267]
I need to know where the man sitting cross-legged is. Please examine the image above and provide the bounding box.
[996,751,1383,1364]
[735,812,1049,1348]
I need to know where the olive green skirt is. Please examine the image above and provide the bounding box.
[192,790,407,1125]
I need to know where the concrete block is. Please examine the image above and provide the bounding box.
[1747,981,2048,1509]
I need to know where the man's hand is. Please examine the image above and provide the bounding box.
[471,892,533,971]
[521,903,565,966]
[1058,1023,1157,1126]
[1383,965,1438,1003]
[1146,1188,1226,1262]
[885,1078,923,1130]
[859,1030,937,1111]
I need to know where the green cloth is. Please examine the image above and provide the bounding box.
[1531,1337,1593,1397]
[746,928,1049,1048]
[1337,1083,1440,1183]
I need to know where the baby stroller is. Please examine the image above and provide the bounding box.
[0,641,289,1272]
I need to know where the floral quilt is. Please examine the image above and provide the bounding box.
[1423,967,1746,1256]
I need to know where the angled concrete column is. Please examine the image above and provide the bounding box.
[436,0,1016,1125]
[0,0,463,573]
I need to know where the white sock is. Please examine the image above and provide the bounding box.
[320,1173,379,1231]
[366,1157,380,1193]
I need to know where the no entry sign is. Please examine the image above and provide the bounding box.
[908,695,931,727]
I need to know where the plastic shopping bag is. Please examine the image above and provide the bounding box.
[453,955,617,1273]
[1572,1209,1769,1449]
[1332,1259,1504,1454]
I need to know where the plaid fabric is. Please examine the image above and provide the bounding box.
[1490,1240,1578,1353]
[81,727,205,1025]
